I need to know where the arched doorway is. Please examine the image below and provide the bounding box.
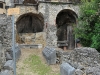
[16,12,44,44]
[56,9,78,50]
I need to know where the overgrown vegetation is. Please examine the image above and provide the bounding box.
[75,0,100,52]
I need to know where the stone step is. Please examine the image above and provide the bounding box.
[19,44,42,49]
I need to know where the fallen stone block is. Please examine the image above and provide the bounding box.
[60,63,75,75]
[4,60,14,70]
[6,52,12,60]
[75,69,84,75]
[42,46,56,65]
[0,70,13,75]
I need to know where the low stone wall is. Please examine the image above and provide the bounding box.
[56,47,100,75]
[16,32,46,47]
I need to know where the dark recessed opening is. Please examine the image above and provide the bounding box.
[23,0,37,4]
[0,3,3,8]
[56,9,78,28]
[56,9,78,50]
[16,12,44,33]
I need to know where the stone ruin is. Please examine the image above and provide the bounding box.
[43,47,100,75]
[56,47,100,75]
[0,1,100,75]
[0,14,21,75]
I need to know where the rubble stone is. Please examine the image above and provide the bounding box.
[4,60,14,70]
[57,47,100,75]
[0,70,13,75]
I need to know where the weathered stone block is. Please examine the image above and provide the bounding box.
[42,46,56,65]
[0,70,13,75]
[75,69,84,75]
[60,63,75,75]
[4,60,14,70]
[6,52,12,60]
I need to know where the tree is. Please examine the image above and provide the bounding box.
[75,0,100,51]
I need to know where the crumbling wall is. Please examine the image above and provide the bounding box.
[56,47,100,75]
[0,14,12,70]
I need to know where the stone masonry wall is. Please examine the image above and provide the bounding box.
[56,47,100,75]
[38,2,79,46]
[38,2,79,25]
[15,5,38,22]
[0,14,12,70]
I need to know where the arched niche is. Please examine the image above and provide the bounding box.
[56,9,78,50]
[16,12,44,33]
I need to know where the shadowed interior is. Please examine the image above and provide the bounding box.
[16,13,44,33]
[56,9,78,50]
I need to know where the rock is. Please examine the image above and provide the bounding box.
[75,69,84,75]
[71,62,79,69]
[86,66,100,75]
[6,52,12,60]
[77,64,85,70]
[42,46,56,65]
[4,60,14,70]
[60,63,75,75]
[70,47,100,67]
[0,70,13,75]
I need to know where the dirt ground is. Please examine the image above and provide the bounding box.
[16,48,60,75]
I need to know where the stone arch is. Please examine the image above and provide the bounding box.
[16,12,44,33]
[56,9,78,28]
[56,9,78,50]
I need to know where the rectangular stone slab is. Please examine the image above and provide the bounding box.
[42,46,56,65]
[60,63,75,75]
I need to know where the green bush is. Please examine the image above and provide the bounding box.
[75,0,100,51]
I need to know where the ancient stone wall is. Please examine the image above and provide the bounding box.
[0,14,12,70]
[15,5,38,22]
[56,47,100,75]
[38,2,79,46]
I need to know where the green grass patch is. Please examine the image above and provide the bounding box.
[24,54,60,75]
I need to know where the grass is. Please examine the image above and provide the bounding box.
[24,54,60,75]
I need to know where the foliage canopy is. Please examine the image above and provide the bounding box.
[75,0,100,51]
